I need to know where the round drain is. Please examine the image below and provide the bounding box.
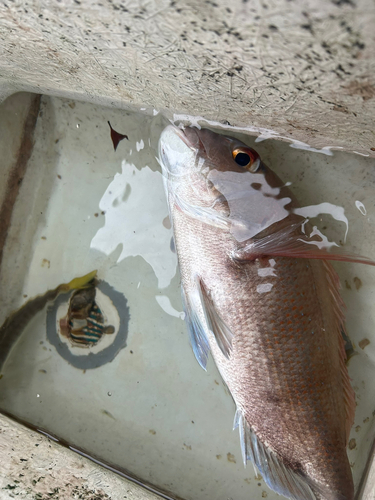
[46,280,129,370]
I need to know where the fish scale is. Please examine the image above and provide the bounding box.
[159,125,374,500]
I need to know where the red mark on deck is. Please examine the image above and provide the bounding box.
[108,121,129,151]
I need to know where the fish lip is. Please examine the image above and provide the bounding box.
[183,126,210,157]
[163,125,194,149]
[166,125,207,155]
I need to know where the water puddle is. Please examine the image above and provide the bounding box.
[0,95,374,500]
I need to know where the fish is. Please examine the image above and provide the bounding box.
[59,283,115,347]
[0,270,97,369]
[159,125,375,500]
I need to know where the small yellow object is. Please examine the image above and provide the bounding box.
[61,270,98,292]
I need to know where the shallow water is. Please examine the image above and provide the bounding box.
[0,95,375,500]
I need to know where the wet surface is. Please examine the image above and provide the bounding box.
[0,95,375,499]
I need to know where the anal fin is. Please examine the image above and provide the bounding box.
[236,408,317,500]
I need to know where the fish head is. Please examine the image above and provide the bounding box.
[159,125,297,241]
[159,124,224,214]
[159,125,264,208]
[159,125,262,181]
[183,126,262,174]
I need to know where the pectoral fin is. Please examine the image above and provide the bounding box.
[232,222,375,266]
[181,277,233,369]
[181,287,211,370]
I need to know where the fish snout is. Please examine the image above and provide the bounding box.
[159,125,197,177]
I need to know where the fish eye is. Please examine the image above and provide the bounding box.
[234,152,251,167]
[232,147,260,172]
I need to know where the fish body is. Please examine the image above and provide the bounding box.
[158,126,363,500]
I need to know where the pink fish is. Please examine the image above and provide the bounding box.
[159,125,375,500]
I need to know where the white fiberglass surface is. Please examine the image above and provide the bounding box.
[0,95,375,500]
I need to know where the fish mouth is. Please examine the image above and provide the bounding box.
[180,127,207,155]
[159,125,199,176]
[158,125,216,178]
[176,126,234,160]
[168,125,191,145]
[162,125,207,154]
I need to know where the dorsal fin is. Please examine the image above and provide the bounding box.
[322,261,355,440]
